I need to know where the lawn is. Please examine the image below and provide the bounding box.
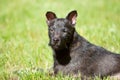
[0,0,120,80]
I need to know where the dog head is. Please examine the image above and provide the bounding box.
[46,10,77,50]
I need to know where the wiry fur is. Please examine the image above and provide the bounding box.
[45,10,120,80]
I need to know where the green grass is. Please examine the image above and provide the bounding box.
[0,0,120,80]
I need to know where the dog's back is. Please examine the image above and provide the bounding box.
[45,10,120,79]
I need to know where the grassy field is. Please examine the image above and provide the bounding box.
[0,0,120,80]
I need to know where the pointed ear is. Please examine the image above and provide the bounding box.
[66,10,77,25]
[46,11,57,25]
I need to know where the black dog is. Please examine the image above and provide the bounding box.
[45,10,120,80]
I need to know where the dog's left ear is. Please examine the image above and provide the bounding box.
[66,10,77,25]
[46,11,57,26]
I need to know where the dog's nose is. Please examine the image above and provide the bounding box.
[53,38,59,42]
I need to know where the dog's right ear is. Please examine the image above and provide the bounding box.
[46,11,57,26]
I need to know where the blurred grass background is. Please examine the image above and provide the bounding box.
[0,0,120,80]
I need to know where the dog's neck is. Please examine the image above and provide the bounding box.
[70,31,83,51]
[54,49,71,65]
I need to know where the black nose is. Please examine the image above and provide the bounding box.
[53,38,59,42]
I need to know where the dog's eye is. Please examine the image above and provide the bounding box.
[62,29,67,33]
[49,29,54,32]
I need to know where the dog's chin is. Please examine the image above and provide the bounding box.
[51,44,66,50]
[49,41,68,50]
[52,46,59,50]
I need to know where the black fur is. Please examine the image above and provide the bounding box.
[45,10,120,79]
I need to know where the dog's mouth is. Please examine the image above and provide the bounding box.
[52,45,59,49]
[49,41,67,50]
[50,43,61,49]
